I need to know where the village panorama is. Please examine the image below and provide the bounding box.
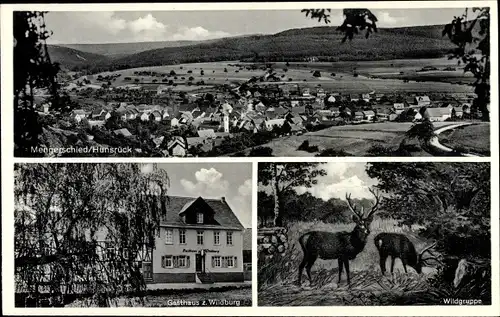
[17,9,491,157]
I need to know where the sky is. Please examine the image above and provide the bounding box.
[260,162,379,201]
[44,8,471,44]
[149,163,252,228]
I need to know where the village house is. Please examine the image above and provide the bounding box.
[415,95,431,107]
[113,128,133,138]
[452,106,464,118]
[362,110,376,121]
[264,119,286,131]
[423,107,451,122]
[140,111,151,121]
[393,103,405,110]
[150,111,162,122]
[167,137,187,157]
[71,109,88,123]
[353,111,364,121]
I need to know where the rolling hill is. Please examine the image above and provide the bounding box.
[47,45,110,70]
[58,40,211,58]
[48,24,457,73]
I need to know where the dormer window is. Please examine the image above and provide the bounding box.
[196,212,204,224]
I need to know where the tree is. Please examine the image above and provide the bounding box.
[366,162,490,258]
[312,70,321,77]
[14,11,60,156]
[104,111,122,131]
[14,163,170,306]
[442,8,490,120]
[258,163,326,227]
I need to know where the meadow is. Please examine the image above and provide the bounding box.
[238,121,459,157]
[258,218,447,306]
[77,58,474,94]
[439,123,491,156]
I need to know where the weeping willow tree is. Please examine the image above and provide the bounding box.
[14,163,169,307]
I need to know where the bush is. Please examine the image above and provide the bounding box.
[248,147,273,157]
[312,70,321,77]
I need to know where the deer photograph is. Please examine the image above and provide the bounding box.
[374,233,441,275]
[298,189,380,286]
[257,162,491,306]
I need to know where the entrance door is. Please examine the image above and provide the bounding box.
[195,254,203,272]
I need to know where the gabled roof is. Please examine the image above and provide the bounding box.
[363,110,375,116]
[113,128,132,137]
[162,196,244,229]
[197,129,216,138]
[424,107,450,117]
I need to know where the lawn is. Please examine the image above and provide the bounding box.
[258,218,446,306]
[439,123,490,156]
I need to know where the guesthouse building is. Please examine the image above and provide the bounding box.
[152,196,245,284]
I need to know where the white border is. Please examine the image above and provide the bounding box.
[1,1,499,316]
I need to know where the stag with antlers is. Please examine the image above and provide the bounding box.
[297,188,381,286]
[374,233,441,274]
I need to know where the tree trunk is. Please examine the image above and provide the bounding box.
[271,164,282,227]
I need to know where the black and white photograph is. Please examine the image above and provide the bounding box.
[14,163,252,307]
[257,162,491,306]
[13,6,491,157]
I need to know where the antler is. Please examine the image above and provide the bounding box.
[364,187,381,219]
[345,193,363,219]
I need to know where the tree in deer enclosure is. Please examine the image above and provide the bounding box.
[303,7,490,121]
[14,163,169,307]
[374,233,441,275]
[297,188,381,286]
[366,162,490,259]
[258,163,326,227]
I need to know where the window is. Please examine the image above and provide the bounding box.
[143,262,152,279]
[213,231,220,245]
[196,212,204,224]
[178,256,187,268]
[106,245,115,260]
[197,231,204,245]
[179,229,186,244]
[165,229,173,244]
[212,256,221,268]
[227,256,234,268]
[226,231,233,245]
[162,255,173,268]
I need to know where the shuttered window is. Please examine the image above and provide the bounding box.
[226,231,233,245]
[161,255,190,269]
[212,256,221,268]
[213,231,220,245]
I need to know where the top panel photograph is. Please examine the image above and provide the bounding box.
[13,7,491,157]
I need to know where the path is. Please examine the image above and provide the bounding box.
[428,123,479,157]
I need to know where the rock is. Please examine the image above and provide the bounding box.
[453,258,490,288]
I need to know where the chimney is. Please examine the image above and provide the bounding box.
[220,197,226,203]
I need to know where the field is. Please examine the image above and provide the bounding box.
[258,219,445,306]
[75,57,474,94]
[237,122,459,157]
[439,123,491,156]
